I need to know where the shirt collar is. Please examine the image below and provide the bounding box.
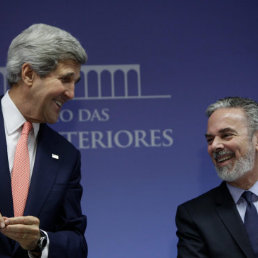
[227,180,258,204]
[1,91,40,137]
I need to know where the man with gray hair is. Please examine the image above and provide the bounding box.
[176,97,258,258]
[0,24,87,257]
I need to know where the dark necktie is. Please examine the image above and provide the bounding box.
[242,191,258,257]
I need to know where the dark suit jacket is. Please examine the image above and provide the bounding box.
[0,102,87,257]
[176,182,255,258]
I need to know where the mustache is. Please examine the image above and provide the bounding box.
[212,150,234,159]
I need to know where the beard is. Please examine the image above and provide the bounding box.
[214,145,255,182]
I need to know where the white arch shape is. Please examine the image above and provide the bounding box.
[79,64,141,100]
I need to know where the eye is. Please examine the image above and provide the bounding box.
[222,133,234,140]
[206,137,214,145]
[60,76,72,83]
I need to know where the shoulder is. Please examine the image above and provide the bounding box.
[176,183,228,217]
[182,184,223,206]
[39,123,79,154]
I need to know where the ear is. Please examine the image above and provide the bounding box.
[254,131,258,151]
[21,63,36,86]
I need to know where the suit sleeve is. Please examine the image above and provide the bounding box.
[47,151,87,258]
[175,204,209,258]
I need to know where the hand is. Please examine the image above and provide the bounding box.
[0,213,6,229]
[0,216,40,250]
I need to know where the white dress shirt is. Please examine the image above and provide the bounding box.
[1,91,49,258]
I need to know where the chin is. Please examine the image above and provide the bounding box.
[47,118,58,124]
[45,113,59,124]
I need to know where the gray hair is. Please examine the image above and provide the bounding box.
[206,97,258,135]
[6,23,87,85]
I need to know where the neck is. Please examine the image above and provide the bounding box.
[8,84,35,122]
[229,168,258,190]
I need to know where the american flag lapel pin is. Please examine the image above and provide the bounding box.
[52,154,59,160]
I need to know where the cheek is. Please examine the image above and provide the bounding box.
[232,145,246,159]
[45,80,63,94]
[207,146,213,158]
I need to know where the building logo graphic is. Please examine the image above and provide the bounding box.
[78,64,171,100]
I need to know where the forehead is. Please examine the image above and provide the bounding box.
[207,108,249,134]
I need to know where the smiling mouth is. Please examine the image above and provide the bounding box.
[55,100,63,108]
[213,150,235,164]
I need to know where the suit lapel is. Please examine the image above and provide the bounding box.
[0,97,60,218]
[24,124,61,217]
[215,182,255,258]
[0,102,14,217]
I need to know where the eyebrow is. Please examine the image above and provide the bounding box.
[205,127,237,138]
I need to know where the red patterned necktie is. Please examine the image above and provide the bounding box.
[11,121,32,217]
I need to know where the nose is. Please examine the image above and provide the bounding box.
[208,136,224,153]
[64,84,75,100]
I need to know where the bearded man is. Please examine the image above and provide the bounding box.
[176,97,258,258]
